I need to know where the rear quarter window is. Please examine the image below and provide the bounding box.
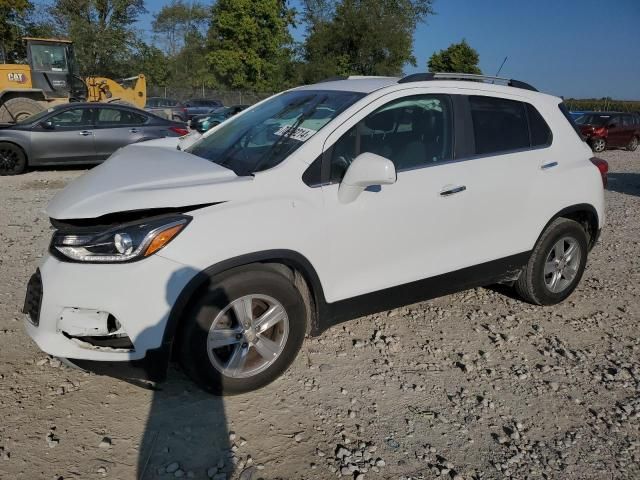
[559,102,585,140]
[526,103,552,147]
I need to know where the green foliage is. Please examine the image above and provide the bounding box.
[427,39,481,74]
[564,98,640,113]
[300,0,434,83]
[152,0,208,56]
[206,0,296,90]
[50,0,146,77]
[0,0,33,61]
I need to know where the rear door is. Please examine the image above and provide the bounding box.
[29,106,98,164]
[606,115,625,146]
[92,107,148,159]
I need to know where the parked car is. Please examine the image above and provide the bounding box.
[182,98,224,121]
[190,105,249,133]
[0,102,188,175]
[574,111,640,153]
[144,97,186,121]
[24,74,606,395]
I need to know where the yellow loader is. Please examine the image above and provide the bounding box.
[0,37,146,122]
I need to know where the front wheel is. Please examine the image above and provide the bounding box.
[515,218,588,305]
[178,266,307,395]
[626,136,638,152]
[0,142,27,175]
[591,137,606,153]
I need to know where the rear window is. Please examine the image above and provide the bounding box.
[470,96,529,154]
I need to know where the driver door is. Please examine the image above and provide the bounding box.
[319,93,469,303]
[29,106,98,164]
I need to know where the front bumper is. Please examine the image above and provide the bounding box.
[23,253,197,362]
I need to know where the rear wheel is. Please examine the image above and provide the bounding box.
[515,218,588,305]
[591,137,606,153]
[0,97,45,123]
[178,266,307,395]
[626,136,638,152]
[0,142,27,175]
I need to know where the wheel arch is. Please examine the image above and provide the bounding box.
[162,249,328,356]
[537,204,600,251]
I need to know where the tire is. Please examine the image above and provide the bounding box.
[591,137,606,153]
[626,136,639,152]
[0,97,45,123]
[0,142,27,175]
[178,266,307,395]
[515,218,588,306]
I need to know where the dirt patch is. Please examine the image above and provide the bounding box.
[0,151,638,480]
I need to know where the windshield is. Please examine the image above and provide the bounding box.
[575,114,610,126]
[16,106,59,125]
[186,90,364,176]
[30,44,68,72]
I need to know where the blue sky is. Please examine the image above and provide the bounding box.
[140,0,640,99]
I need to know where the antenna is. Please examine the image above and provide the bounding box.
[495,56,508,77]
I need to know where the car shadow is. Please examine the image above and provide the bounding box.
[68,266,236,479]
[607,172,640,197]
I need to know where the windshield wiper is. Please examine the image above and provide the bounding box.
[249,95,328,174]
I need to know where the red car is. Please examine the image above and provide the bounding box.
[575,112,640,153]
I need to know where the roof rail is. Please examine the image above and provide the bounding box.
[398,72,538,92]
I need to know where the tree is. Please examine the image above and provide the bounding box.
[152,0,210,89]
[50,0,146,77]
[0,0,30,56]
[427,39,481,74]
[206,0,296,91]
[300,0,434,83]
[152,0,208,56]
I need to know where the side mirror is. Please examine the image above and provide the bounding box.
[338,152,396,204]
[40,120,54,130]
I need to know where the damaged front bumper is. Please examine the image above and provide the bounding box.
[23,252,197,364]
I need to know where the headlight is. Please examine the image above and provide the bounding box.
[51,215,190,263]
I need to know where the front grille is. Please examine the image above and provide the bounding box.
[23,270,43,326]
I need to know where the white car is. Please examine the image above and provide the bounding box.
[23,73,607,395]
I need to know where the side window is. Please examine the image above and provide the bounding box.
[329,94,453,183]
[470,96,529,154]
[621,115,632,127]
[302,155,323,187]
[97,108,147,126]
[526,103,552,147]
[49,108,93,127]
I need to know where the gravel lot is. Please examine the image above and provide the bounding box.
[1,150,639,480]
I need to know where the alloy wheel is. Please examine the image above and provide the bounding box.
[206,294,289,378]
[543,237,582,293]
[0,146,19,171]
[592,138,606,153]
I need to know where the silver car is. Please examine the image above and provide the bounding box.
[0,103,188,175]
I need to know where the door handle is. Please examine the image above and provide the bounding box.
[79,130,92,136]
[440,185,466,197]
[541,161,558,170]
[129,128,139,134]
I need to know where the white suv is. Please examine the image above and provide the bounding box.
[23,73,607,394]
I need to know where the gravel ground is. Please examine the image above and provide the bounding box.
[0,150,639,480]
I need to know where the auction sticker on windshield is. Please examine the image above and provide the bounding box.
[274,125,317,142]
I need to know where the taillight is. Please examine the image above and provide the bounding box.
[590,157,608,188]
[594,126,607,136]
[170,126,189,136]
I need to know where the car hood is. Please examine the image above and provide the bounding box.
[47,145,249,220]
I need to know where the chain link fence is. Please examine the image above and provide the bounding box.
[147,86,275,106]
